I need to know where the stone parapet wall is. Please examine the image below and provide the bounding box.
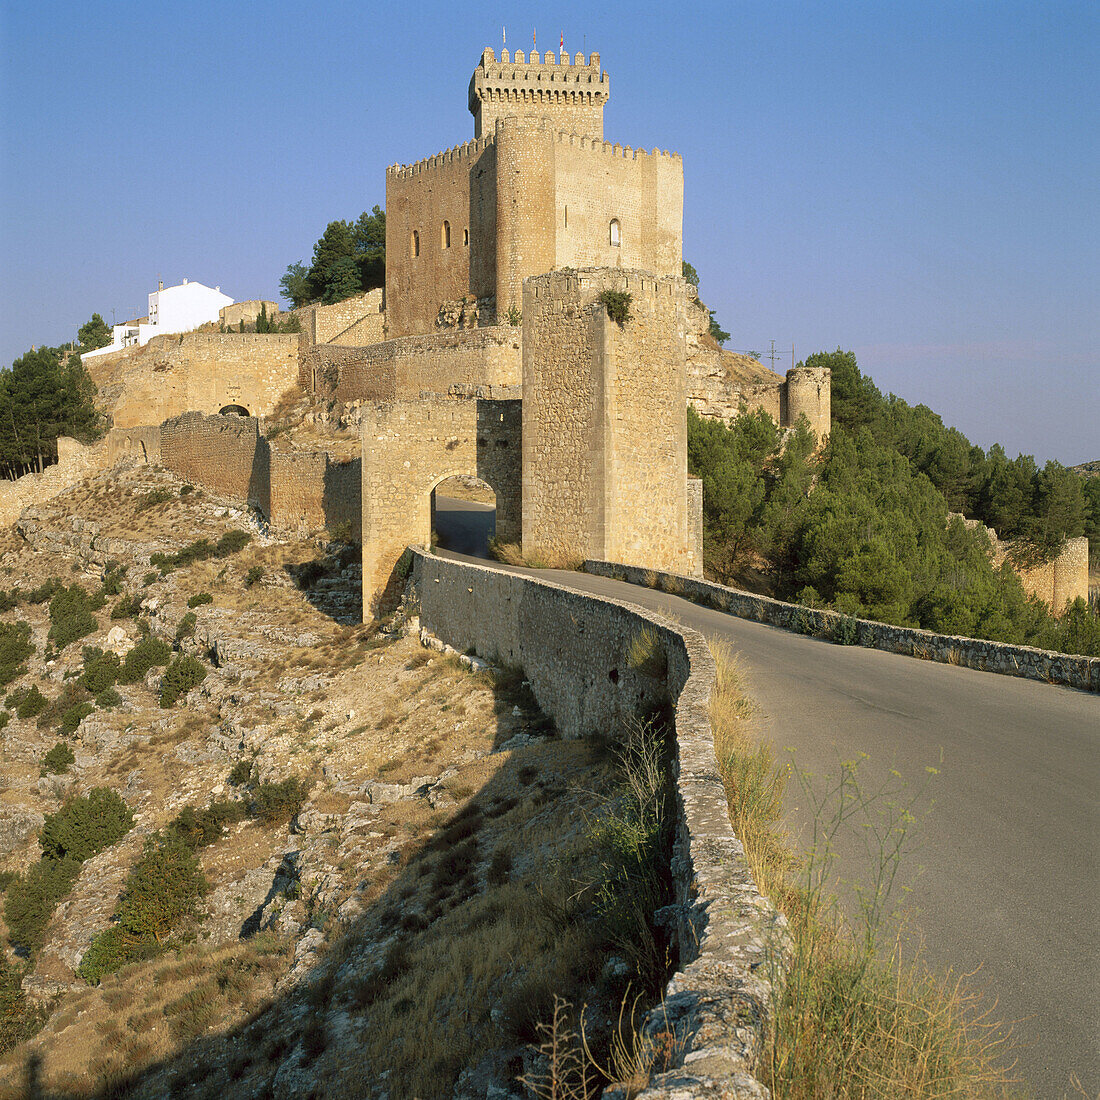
[293,290,385,347]
[303,326,521,404]
[585,560,1100,693]
[0,437,109,528]
[410,550,776,1097]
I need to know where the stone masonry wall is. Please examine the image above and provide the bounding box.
[219,300,281,329]
[302,326,521,405]
[360,397,521,616]
[522,268,698,576]
[0,438,109,528]
[410,549,777,1097]
[585,559,1100,693]
[86,333,301,429]
[293,290,385,347]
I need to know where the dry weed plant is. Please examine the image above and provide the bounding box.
[706,638,1020,1099]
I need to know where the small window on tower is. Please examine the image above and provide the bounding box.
[564,205,568,228]
[442,221,451,249]
[609,218,621,247]
[412,230,420,257]
[463,227,469,246]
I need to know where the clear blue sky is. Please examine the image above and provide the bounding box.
[2,1,1096,464]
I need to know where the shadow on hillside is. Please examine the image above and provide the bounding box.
[15,654,674,1100]
[283,541,361,625]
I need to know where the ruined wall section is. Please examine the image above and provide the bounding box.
[303,326,521,404]
[783,365,831,441]
[293,290,385,346]
[219,300,281,329]
[386,140,496,338]
[522,268,697,575]
[86,333,301,428]
[361,397,521,615]
[0,438,109,528]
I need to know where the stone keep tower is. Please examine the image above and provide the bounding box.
[385,48,683,338]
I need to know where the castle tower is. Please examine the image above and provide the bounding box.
[469,47,610,139]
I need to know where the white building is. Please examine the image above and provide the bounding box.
[83,279,234,360]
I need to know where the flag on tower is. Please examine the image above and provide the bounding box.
[533,29,536,51]
[502,26,506,47]
[560,32,564,51]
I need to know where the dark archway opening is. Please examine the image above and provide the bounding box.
[431,476,496,558]
[219,404,250,417]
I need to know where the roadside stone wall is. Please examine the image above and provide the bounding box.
[293,290,385,347]
[85,333,301,428]
[360,397,521,616]
[410,549,777,1097]
[522,268,699,576]
[0,438,109,528]
[585,560,1100,693]
[302,326,521,404]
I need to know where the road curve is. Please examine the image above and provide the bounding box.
[432,500,1099,1096]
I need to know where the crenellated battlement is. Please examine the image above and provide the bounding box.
[386,133,495,180]
[529,267,686,310]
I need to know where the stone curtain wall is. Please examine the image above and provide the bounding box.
[104,425,162,466]
[158,412,360,534]
[85,333,301,429]
[410,549,777,1097]
[585,560,1100,693]
[302,327,521,404]
[360,396,521,616]
[1013,538,1089,612]
[218,300,281,329]
[521,268,698,576]
[293,290,385,347]
[0,438,109,527]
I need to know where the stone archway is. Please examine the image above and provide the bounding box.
[219,404,250,417]
[361,396,521,618]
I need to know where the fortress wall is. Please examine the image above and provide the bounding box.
[386,140,496,338]
[89,333,300,428]
[410,549,776,1093]
[105,425,162,465]
[1015,537,1090,612]
[294,290,384,346]
[0,437,108,528]
[550,131,683,278]
[303,327,521,404]
[783,365,831,440]
[361,397,521,615]
[522,268,697,575]
[586,560,1100,693]
[160,413,267,511]
[219,300,280,329]
[269,449,361,533]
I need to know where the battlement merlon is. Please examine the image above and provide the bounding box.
[470,46,610,139]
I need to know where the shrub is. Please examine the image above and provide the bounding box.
[251,777,311,824]
[187,592,213,608]
[597,289,632,325]
[4,856,81,952]
[118,635,171,684]
[175,611,197,644]
[47,584,102,650]
[0,710,8,731]
[101,563,127,596]
[0,621,34,687]
[40,788,134,862]
[24,578,62,604]
[79,646,120,694]
[36,681,90,730]
[110,593,143,619]
[1,951,44,1053]
[159,654,207,707]
[245,566,264,588]
[215,530,251,557]
[834,612,861,646]
[16,685,47,719]
[164,800,247,850]
[58,701,94,736]
[227,759,253,786]
[136,488,174,512]
[142,571,158,587]
[42,742,76,775]
[96,687,122,707]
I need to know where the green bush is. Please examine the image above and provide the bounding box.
[79,646,120,694]
[58,701,94,736]
[245,565,264,588]
[118,635,171,684]
[215,530,251,557]
[149,530,251,575]
[174,611,197,644]
[165,800,247,850]
[40,788,133,863]
[227,759,253,786]
[0,951,44,1053]
[96,687,121,708]
[136,488,174,512]
[4,856,80,952]
[41,742,76,775]
[100,563,127,596]
[74,926,157,986]
[159,654,207,707]
[36,682,90,730]
[142,570,158,587]
[597,288,632,325]
[47,584,103,650]
[0,710,9,731]
[187,592,213,608]
[110,593,142,620]
[16,685,47,719]
[0,621,34,687]
[251,777,311,824]
[24,578,62,605]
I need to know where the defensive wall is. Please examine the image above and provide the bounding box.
[293,289,385,347]
[301,325,521,405]
[361,397,522,617]
[386,117,683,338]
[85,332,301,428]
[409,549,777,1097]
[585,559,1100,693]
[158,412,359,534]
[522,268,699,575]
[218,300,281,329]
[0,438,109,527]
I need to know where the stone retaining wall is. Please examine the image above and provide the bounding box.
[584,560,1100,693]
[410,549,777,1097]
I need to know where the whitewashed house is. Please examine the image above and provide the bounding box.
[83,279,234,360]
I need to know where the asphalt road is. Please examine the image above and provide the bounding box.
[433,497,1100,1097]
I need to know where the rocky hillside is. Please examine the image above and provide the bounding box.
[0,465,664,1098]
[1072,459,1100,478]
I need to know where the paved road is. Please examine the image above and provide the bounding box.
[433,498,1099,1097]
